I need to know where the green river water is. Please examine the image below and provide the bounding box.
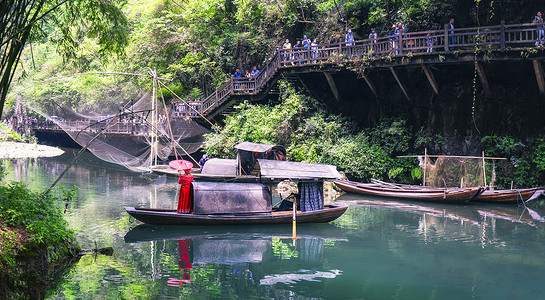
[2,151,545,299]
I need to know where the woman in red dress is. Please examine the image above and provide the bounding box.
[177,168,193,213]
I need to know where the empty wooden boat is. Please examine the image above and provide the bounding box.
[334,180,484,204]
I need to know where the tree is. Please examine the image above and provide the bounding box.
[0,0,128,117]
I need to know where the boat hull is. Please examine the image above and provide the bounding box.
[334,180,483,204]
[125,202,348,225]
[369,179,545,204]
[476,188,544,204]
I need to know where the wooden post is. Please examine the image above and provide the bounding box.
[398,32,403,55]
[292,197,297,240]
[423,148,427,186]
[361,73,379,98]
[324,72,341,102]
[482,151,487,188]
[532,59,545,95]
[444,24,449,52]
[500,20,506,50]
[389,67,411,101]
[475,61,492,96]
[421,64,439,95]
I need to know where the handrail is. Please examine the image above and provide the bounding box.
[194,21,545,117]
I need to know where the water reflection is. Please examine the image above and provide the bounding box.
[123,224,347,297]
[338,194,545,248]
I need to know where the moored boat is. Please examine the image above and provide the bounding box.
[125,202,348,226]
[475,188,545,204]
[128,159,348,225]
[334,180,484,204]
[368,179,545,204]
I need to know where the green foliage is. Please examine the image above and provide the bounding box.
[205,82,420,182]
[0,182,78,264]
[481,135,545,188]
[0,123,35,143]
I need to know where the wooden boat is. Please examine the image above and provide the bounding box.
[125,203,348,226]
[126,179,348,225]
[334,180,484,204]
[475,188,545,204]
[369,179,545,204]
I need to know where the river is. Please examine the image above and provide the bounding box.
[2,150,545,299]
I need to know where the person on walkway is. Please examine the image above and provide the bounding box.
[533,12,544,47]
[368,28,377,55]
[394,23,405,54]
[282,39,292,65]
[310,39,318,63]
[448,18,456,50]
[233,68,242,93]
[199,154,209,171]
[426,32,434,52]
[293,40,302,64]
[177,167,193,214]
[302,35,309,64]
[388,25,397,55]
[345,28,354,57]
[250,66,260,77]
[245,70,251,78]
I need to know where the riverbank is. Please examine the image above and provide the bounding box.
[0,181,78,299]
[0,142,64,159]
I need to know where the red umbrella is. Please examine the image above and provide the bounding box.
[169,160,194,171]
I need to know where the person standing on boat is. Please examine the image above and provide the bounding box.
[178,168,193,214]
[199,154,209,171]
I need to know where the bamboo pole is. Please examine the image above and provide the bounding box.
[423,148,427,186]
[482,151,487,188]
[292,198,297,240]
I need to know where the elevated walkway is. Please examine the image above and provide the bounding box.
[190,22,545,119]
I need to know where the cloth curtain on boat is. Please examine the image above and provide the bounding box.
[299,181,323,212]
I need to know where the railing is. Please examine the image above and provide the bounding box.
[196,22,543,117]
[29,120,160,136]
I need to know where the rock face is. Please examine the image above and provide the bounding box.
[295,57,545,154]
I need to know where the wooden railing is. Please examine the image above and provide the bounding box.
[30,120,160,136]
[196,22,543,117]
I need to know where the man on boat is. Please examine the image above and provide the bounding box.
[178,167,193,214]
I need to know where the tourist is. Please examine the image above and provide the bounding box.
[177,167,193,214]
[426,32,434,52]
[199,154,209,171]
[302,35,309,64]
[245,70,251,78]
[282,39,292,65]
[345,28,354,57]
[388,25,396,55]
[294,40,302,64]
[310,39,318,63]
[250,66,260,77]
[233,68,242,93]
[448,18,456,50]
[395,23,405,54]
[533,12,544,47]
[368,28,377,55]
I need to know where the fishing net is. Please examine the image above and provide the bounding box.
[422,156,487,188]
[9,75,209,172]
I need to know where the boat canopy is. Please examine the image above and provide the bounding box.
[255,159,342,180]
[201,158,237,176]
[192,181,272,214]
[234,142,280,152]
[235,142,286,175]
